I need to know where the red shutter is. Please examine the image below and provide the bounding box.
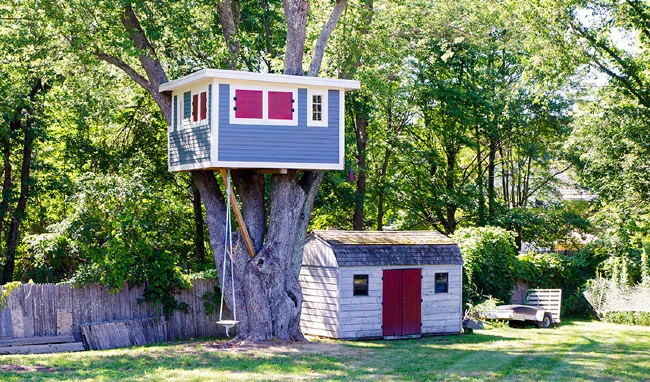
[200,92,207,121]
[401,269,422,335]
[382,270,403,336]
[267,91,293,120]
[235,89,263,119]
[192,94,199,122]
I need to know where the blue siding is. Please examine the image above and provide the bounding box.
[169,124,211,167]
[183,91,191,120]
[218,84,339,164]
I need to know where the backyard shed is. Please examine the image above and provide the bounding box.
[159,69,360,172]
[300,231,463,339]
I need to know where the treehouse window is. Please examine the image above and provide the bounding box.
[190,90,208,125]
[231,87,297,125]
[307,90,328,127]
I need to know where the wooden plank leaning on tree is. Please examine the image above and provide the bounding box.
[219,168,256,259]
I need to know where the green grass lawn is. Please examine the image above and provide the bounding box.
[0,320,648,381]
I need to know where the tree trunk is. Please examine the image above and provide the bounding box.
[476,125,486,226]
[2,109,34,283]
[194,170,322,341]
[353,114,367,230]
[487,135,497,222]
[0,125,15,238]
[443,147,458,234]
[191,176,206,263]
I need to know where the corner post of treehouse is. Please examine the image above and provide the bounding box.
[219,168,256,259]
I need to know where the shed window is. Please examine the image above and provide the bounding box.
[268,91,294,120]
[435,273,448,293]
[235,89,263,119]
[353,275,369,296]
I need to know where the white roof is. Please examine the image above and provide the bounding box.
[159,69,361,92]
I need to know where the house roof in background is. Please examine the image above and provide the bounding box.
[309,230,462,267]
[159,69,361,92]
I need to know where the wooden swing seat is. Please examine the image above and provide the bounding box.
[216,320,239,327]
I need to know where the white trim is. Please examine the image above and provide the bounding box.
[339,89,345,168]
[229,85,298,126]
[169,161,213,172]
[211,79,219,166]
[215,160,342,171]
[160,68,361,92]
[169,161,343,172]
[307,89,328,127]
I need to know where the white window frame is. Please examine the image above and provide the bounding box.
[191,88,209,127]
[307,89,328,127]
[229,84,298,126]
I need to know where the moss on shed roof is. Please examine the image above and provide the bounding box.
[311,230,455,246]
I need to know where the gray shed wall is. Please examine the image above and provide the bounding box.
[217,84,340,164]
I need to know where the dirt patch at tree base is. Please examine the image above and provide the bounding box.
[0,364,71,373]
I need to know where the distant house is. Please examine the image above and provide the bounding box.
[158,69,360,172]
[300,231,463,339]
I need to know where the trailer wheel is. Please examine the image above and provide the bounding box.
[537,313,552,329]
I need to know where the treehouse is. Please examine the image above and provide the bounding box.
[159,69,361,172]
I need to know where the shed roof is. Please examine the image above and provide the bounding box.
[309,230,462,267]
[159,69,361,92]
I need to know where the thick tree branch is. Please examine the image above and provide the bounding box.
[121,4,168,87]
[94,52,155,93]
[282,0,310,75]
[217,0,241,70]
[307,0,349,77]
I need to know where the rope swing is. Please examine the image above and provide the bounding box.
[216,169,239,336]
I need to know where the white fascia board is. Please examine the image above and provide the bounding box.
[160,69,361,92]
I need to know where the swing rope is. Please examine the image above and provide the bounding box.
[217,169,238,336]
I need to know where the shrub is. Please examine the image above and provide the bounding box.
[24,170,194,317]
[453,226,518,307]
[603,311,650,326]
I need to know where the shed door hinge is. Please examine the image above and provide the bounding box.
[381,325,383,329]
[421,298,423,302]
[421,275,423,279]
[233,106,237,111]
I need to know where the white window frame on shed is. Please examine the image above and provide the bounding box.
[229,84,298,126]
[307,89,328,127]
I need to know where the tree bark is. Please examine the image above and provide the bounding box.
[217,0,241,70]
[487,135,497,221]
[191,176,206,263]
[0,122,15,238]
[353,114,367,230]
[2,84,38,282]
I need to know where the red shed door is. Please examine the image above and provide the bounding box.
[382,270,403,336]
[382,269,422,337]
[401,269,422,335]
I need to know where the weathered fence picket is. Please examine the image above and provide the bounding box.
[0,279,229,348]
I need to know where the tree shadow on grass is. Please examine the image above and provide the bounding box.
[1,326,649,381]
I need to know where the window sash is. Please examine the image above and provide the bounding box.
[435,273,448,293]
[353,274,369,296]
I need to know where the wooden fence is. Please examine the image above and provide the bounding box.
[0,279,231,347]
